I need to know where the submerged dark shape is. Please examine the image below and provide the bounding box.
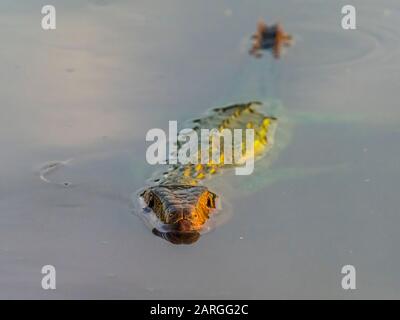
[249,21,292,59]
[152,228,201,245]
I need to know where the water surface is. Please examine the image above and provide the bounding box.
[1,0,400,298]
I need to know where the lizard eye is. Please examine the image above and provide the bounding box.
[165,211,175,221]
[147,194,155,209]
[207,192,216,208]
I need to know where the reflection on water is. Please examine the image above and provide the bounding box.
[1,0,400,298]
[152,229,201,245]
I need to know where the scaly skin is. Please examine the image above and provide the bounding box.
[139,101,277,244]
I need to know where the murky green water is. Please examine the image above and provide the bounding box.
[1,0,400,298]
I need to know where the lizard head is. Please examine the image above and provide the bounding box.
[139,185,217,243]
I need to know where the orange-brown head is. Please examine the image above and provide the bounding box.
[140,185,217,240]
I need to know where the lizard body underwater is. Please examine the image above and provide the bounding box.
[138,101,278,244]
